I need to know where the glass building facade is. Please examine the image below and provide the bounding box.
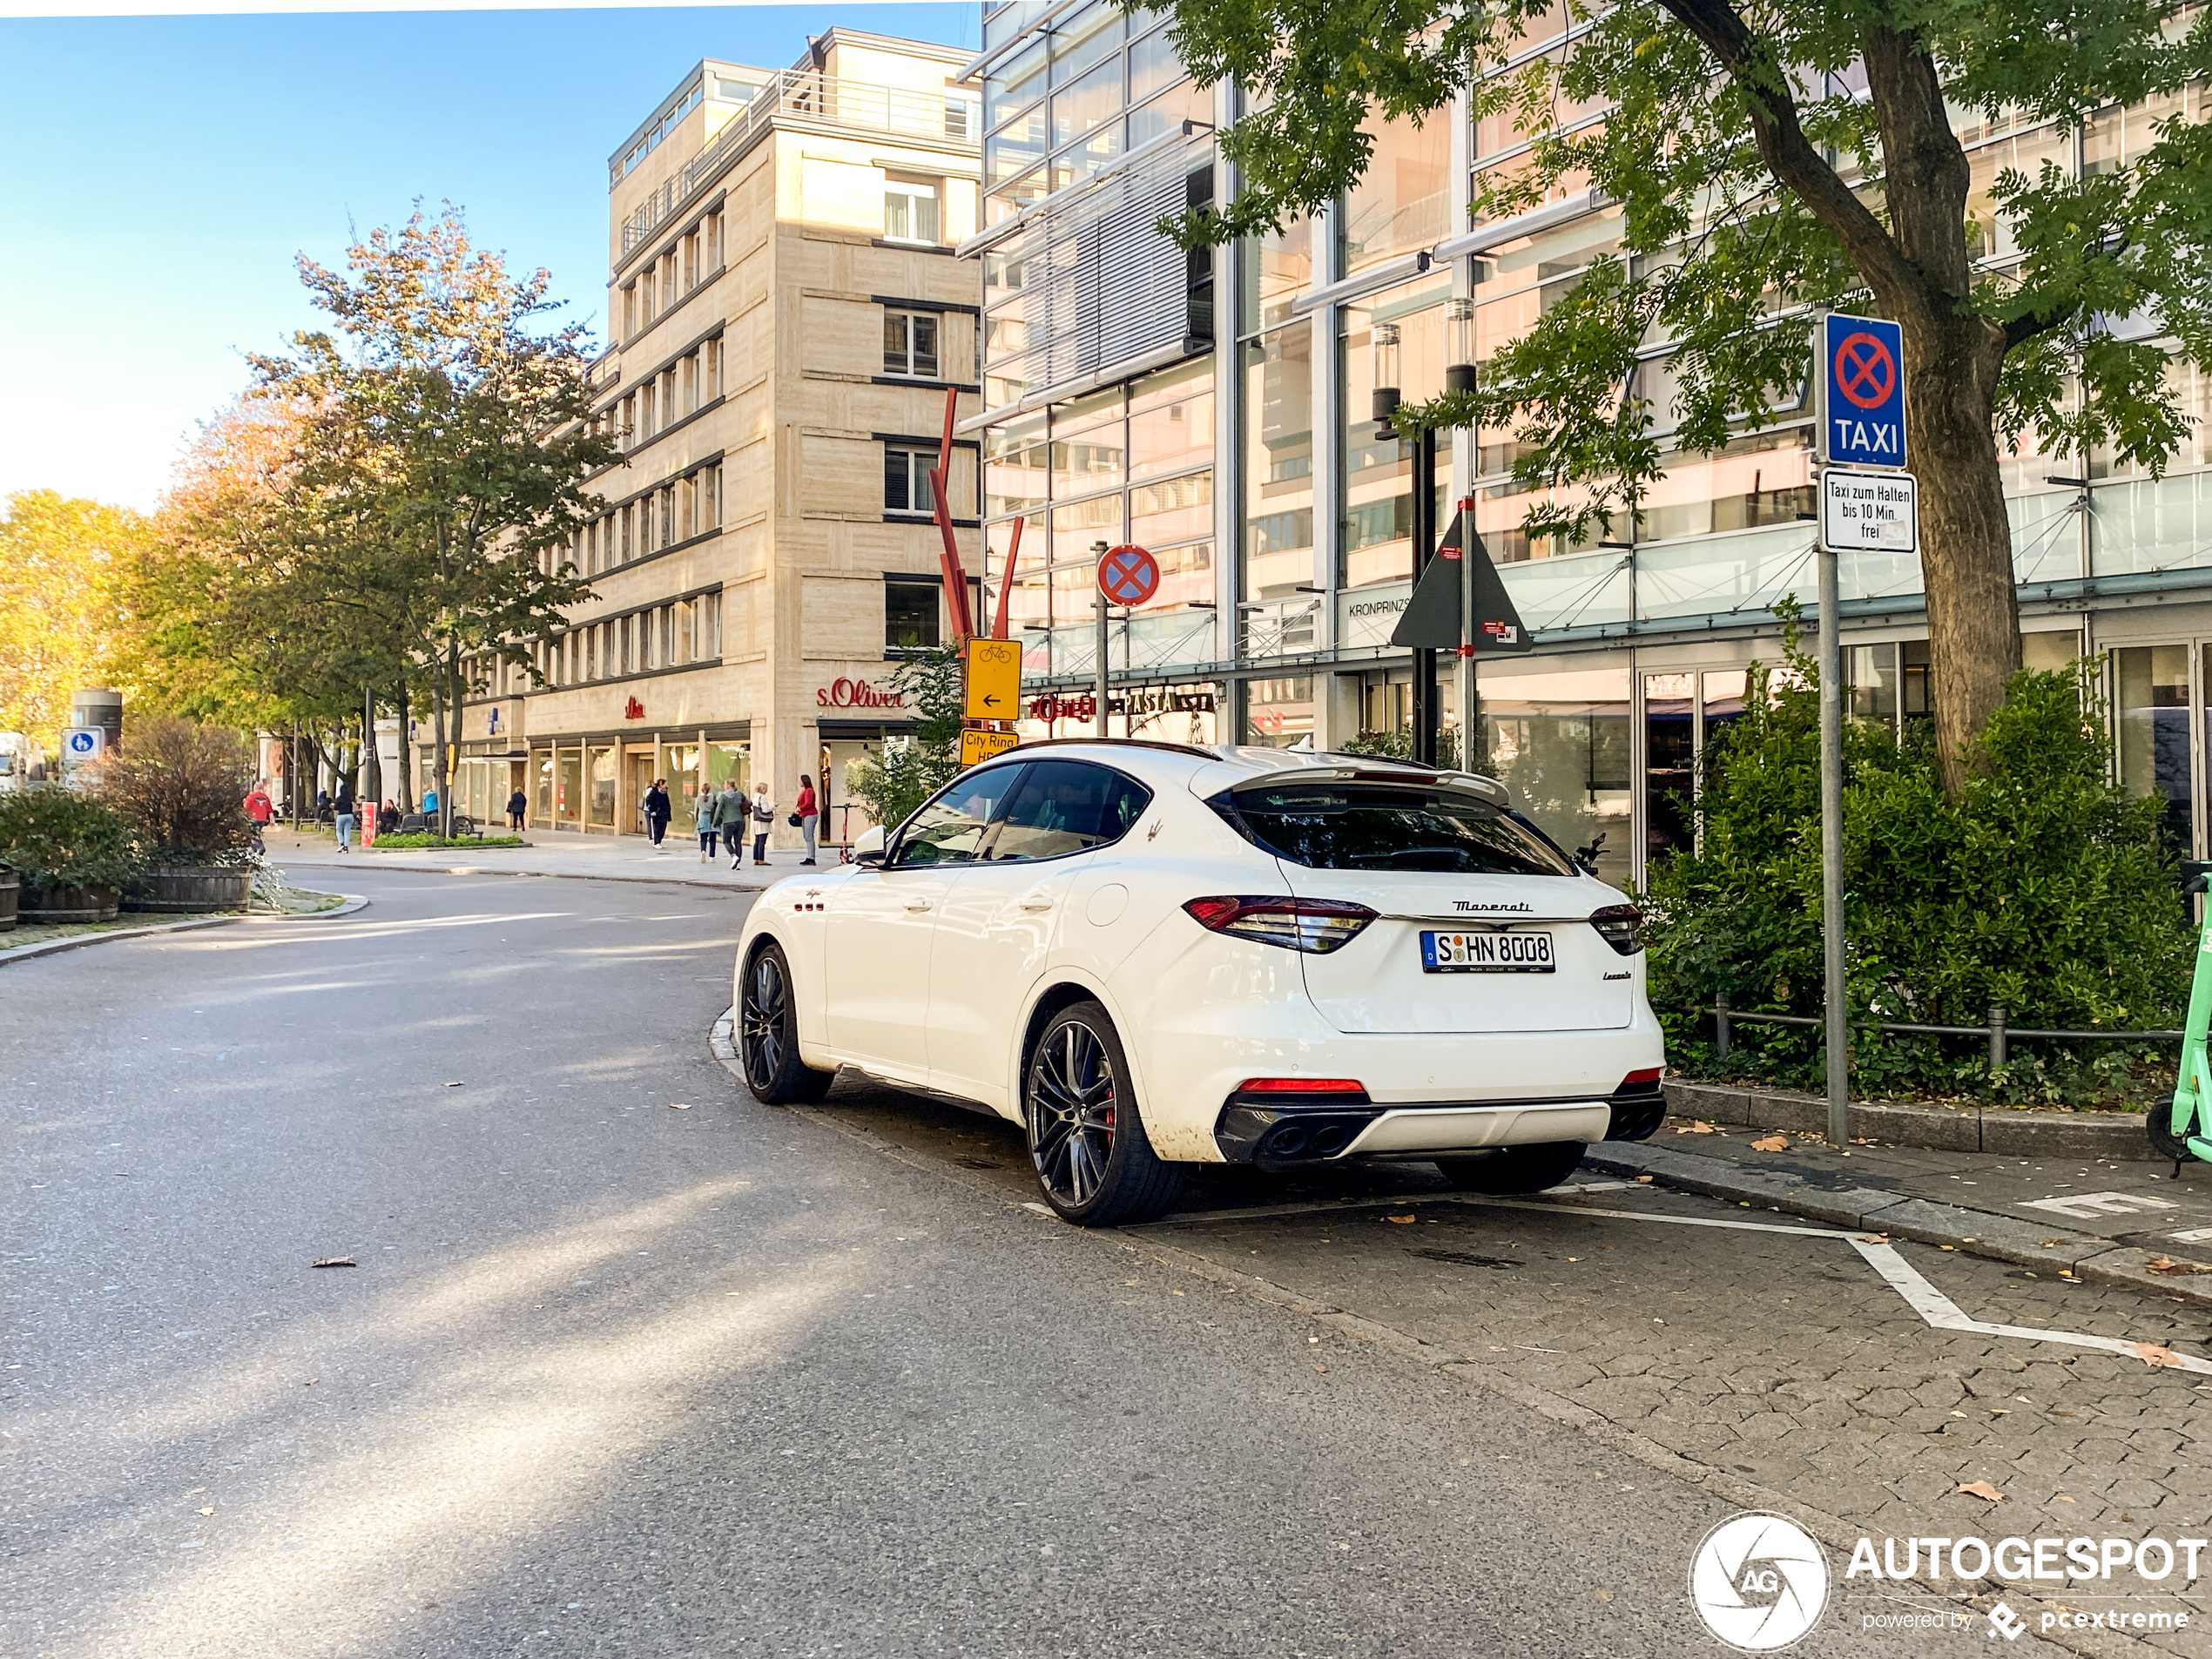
[963,3,2212,890]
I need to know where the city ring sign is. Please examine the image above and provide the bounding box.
[1819,313,1906,468]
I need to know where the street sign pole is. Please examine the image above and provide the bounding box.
[1818,529,1849,1149]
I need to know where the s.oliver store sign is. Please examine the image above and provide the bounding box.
[817,677,907,710]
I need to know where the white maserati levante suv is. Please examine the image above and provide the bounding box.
[733,742,1666,1225]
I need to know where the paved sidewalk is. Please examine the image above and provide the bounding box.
[1594,1117,2212,1310]
[263,826,829,891]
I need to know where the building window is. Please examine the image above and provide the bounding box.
[702,464,720,528]
[886,578,941,653]
[885,446,936,516]
[885,177,942,245]
[705,336,722,398]
[699,590,722,659]
[884,310,941,378]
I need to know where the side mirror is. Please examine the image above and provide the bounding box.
[853,824,888,867]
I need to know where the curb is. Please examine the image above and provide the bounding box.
[0,914,241,967]
[1588,1140,2212,1312]
[1666,1077,2155,1161]
[280,857,776,895]
[246,893,369,921]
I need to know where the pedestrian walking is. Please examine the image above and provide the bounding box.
[333,781,356,853]
[694,787,721,862]
[749,779,775,867]
[711,778,749,869]
[506,786,527,830]
[243,779,273,856]
[643,779,671,848]
[793,773,819,866]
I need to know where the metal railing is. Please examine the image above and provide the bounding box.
[620,71,981,255]
[1707,991,2182,1072]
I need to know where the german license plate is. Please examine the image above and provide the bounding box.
[1420,929,1554,973]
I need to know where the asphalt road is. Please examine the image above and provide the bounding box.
[1,870,2142,1657]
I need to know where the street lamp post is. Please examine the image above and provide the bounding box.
[1372,324,1440,766]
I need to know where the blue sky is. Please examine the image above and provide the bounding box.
[0,3,975,510]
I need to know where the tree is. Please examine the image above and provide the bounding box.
[1146,0,2212,795]
[0,491,144,749]
[253,205,613,833]
[844,644,965,832]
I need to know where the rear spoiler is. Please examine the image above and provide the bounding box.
[1222,763,1512,811]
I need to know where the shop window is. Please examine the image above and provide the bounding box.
[1244,676,1313,747]
[885,177,943,245]
[887,577,941,654]
[589,746,617,827]
[556,750,583,824]
[1477,667,1632,887]
[2117,644,2193,859]
[886,446,936,516]
[533,751,553,823]
[884,310,941,378]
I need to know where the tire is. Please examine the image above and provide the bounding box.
[1435,1141,1588,1195]
[738,942,834,1105]
[1023,1001,1183,1226]
[2148,1093,2198,1163]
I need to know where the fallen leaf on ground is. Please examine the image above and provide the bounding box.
[2056,1495,2077,1503]
[1676,1121,1718,1135]
[1634,1176,1654,1184]
[2134,1343,2188,1369]
[2148,1257,2211,1275]
[1956,1480,2006,1503]
[199,1506,214,1516]
[1750,1134,1790,1152]
[670,1103,692,1110]
[1858,1235,1890,1244]
[309,1258,355,1269]
[1593,1588,1615,1603]
[1386,1214,1417,1224]
[1312,1364,1327,1374]
[443,1081,462,1088]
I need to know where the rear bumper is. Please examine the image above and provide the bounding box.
[1213,1080,1667,1168]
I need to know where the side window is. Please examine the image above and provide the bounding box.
[985,761,1153,864]
[893,765,1026,867]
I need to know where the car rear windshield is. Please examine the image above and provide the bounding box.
[1215,783,1575,876]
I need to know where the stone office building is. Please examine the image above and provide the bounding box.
[442,29,984,844]
[964,2,2212,892]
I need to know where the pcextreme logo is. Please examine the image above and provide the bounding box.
[1689,1512,1830,1652]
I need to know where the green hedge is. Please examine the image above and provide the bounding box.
[1647,632,2188,1110]
[0,786,144,895]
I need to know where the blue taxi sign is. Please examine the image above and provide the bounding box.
[1819,314,1906,468]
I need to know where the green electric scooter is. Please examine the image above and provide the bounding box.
[2154,862,2212,1167]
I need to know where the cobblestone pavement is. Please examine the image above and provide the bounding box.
[806,1078,2212,1656]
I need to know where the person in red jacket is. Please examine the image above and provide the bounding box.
[243,781,273,854]
[794,773,819,865]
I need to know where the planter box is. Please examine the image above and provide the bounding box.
[124,866,253,914]
[0,867,17,932]
[22,884,119,923]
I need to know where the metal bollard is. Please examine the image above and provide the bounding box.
[1715,990,1731,1062]
[1988,1004,2008,1072]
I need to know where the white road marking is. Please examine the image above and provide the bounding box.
[1847,1238,2212,1377]
[2168,1226,2212,1244]
[2020,1190,2181,1220]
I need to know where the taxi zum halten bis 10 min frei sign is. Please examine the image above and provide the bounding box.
[1817,313,1919,554]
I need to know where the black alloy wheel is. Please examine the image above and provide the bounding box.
[1023,1001,1181,1226]
[739,942,833,1105]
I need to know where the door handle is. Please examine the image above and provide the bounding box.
[1018,897,1054,912]
[903,897,934,912]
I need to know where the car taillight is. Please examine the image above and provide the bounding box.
[1588,903,1643,956]
[1617,1067,1663,1092]
[1238,1076,1368,1094]
[1183,894,1378,954]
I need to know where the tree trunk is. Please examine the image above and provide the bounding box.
[430,658,448,838]
[1861,28,2021,798]
[1906,311,2020,798]
[442,640,462,839]
[395,680,414,811]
